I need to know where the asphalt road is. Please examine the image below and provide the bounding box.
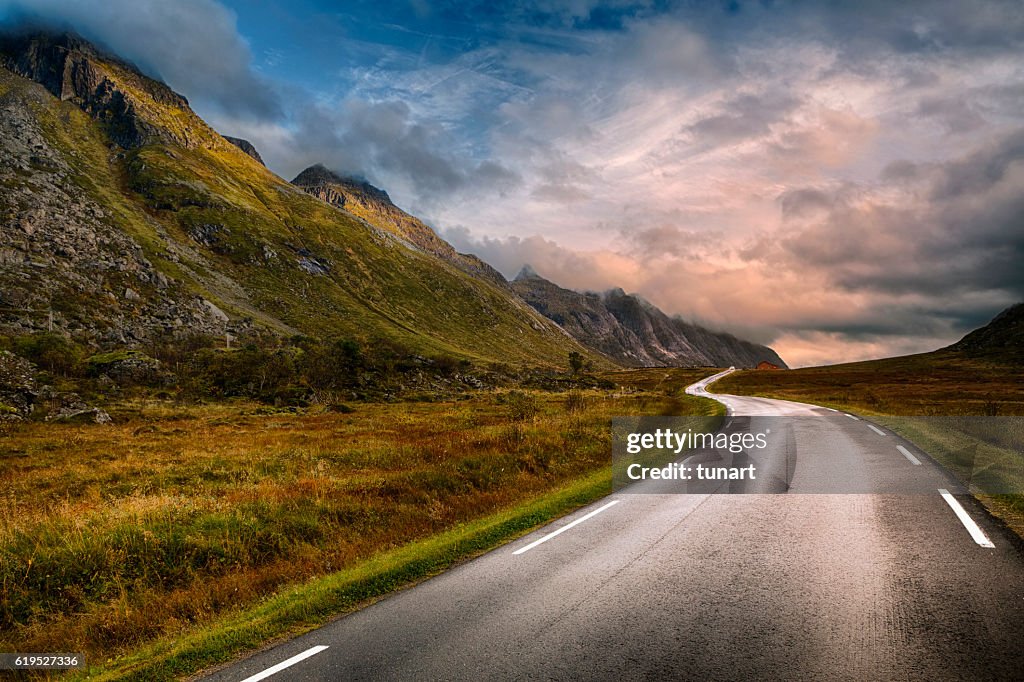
[202,371,1024,681]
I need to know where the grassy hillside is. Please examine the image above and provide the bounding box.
[120,138,582,363]
[292,164,508,286]
[0,33,601,369]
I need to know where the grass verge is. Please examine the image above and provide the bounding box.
[74,467,612,681]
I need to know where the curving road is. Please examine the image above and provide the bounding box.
[202,371,1024,681]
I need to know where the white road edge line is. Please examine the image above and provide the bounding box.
[513,500,620,555]
[238,645,329,682]
[938,489,995,548]
[844,413,860,420]
[867,424,886,436]
[896,445,922,466]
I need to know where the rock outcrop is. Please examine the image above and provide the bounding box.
[949,302,1024,362]
[0,69,232,345]
[0,31,224,151]
[0,351,111,423]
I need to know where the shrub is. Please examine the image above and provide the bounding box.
[11,332,84,377]
[502,391,540,422]
[568,351,585,376]
[564,390,589,414]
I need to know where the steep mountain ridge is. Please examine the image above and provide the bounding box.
[0,30,593,367]
[0,31,234,152]
[291,164,507,286]
[223,136,265,165]
[511,266,786,368]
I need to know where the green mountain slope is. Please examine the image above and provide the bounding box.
[0,31,596,367]
[291,164,508,287]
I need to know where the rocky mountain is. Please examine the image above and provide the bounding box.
[0,31,229,150]
[291,164,507,286]
[511,266,787,368]
[0,30,594,367]
[949,303,1024,362]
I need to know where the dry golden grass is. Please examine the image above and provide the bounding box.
[715,352,1024,416]
[0,385,717,665]
[598,367,719,395]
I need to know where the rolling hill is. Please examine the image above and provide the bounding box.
[949,303,1024,363]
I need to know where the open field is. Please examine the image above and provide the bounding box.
[597,367,722,393]
[0,377,718,677]
[715,351,1024,416]
[715,353,1024,535]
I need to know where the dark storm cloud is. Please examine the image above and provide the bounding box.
[932,128,1024,198]
[784,128,1024,285]
[778,188,836,219]
[776,127,1024,335]
[267,98,522,201]
[684,92,799,148]
[0,0,282,120]
[625,223,723,259]
[769,302,996,349]
[915,96,985,134]
[786,0,1024,56]
[788,314,941,340]
[339,100,467,194]
[880,160,924,183]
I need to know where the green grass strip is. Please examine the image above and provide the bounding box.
[74,467,613,681]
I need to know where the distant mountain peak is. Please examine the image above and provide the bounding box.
[223,136,264,166]
[950,302,1024,361]
[291,164,392,204]
[514,264,543,281]
[290,164,508,287]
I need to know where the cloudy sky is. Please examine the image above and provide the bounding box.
[3,0,1024,366]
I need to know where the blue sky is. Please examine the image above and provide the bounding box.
[3,0,1024,365]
